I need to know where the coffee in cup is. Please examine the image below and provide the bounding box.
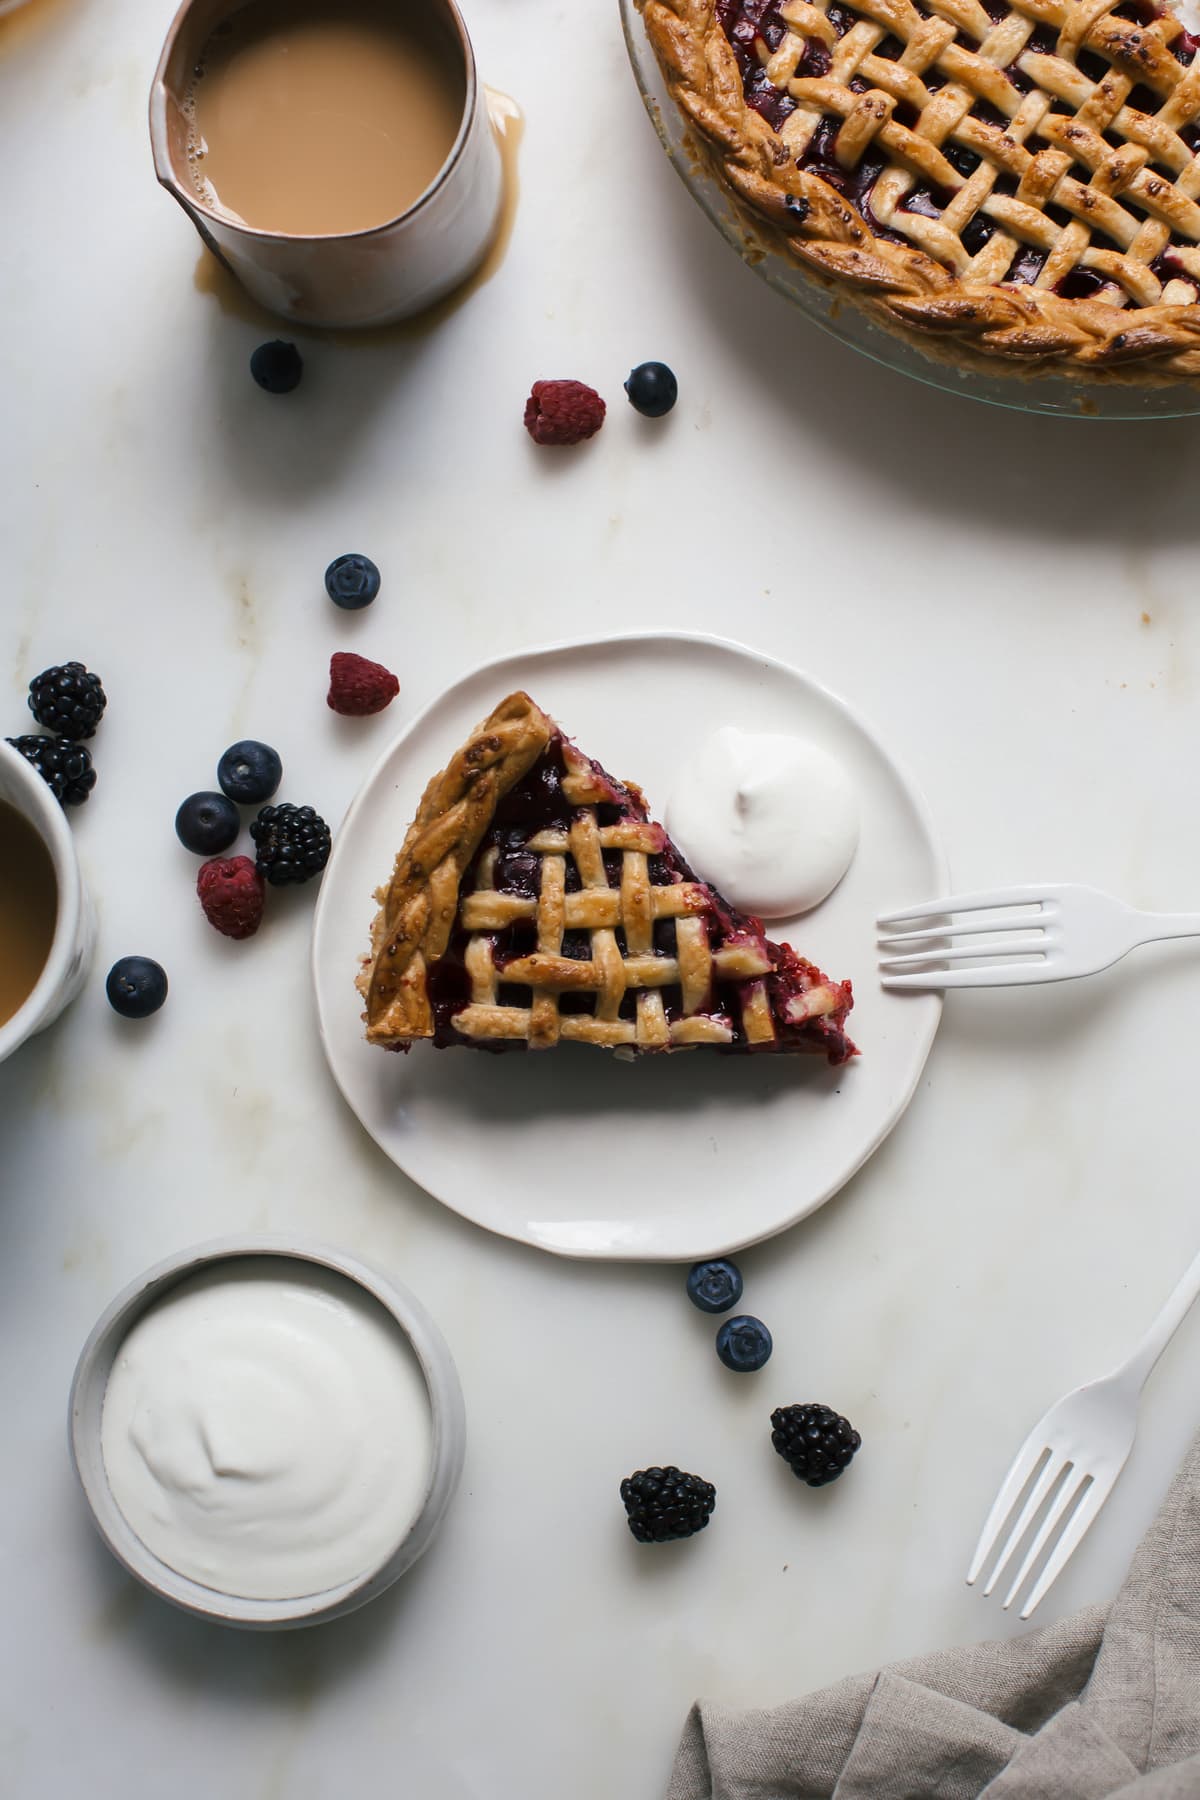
[0,798,58,1030]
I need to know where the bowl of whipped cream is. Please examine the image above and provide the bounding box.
[69,1238,466,1628]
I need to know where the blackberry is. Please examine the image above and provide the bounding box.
[620,1466,716,1543]
[6,735,96,807]
[28,661,106,739]
[771,1403,861,1487]
[250,802,331,886]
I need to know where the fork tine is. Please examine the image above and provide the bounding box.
[1003,1469,1093,1611]
[981,1453,1066,1596]
[1017,1477,1108,1619]
[882,962,1054,990]
[966,1442,1051,1587]
[877,917,1048,949]
[877,887,1049,927]
[879,936,1050,972]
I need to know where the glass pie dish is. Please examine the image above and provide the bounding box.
[620,0,1200,416]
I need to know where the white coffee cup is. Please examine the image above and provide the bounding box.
[0,740,95,1064]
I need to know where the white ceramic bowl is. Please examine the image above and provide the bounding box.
[0,738,94,1065]
[69,1237,466,1629]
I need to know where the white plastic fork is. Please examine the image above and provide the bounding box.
[877,882,1200,989]
[967,1244,1200,1618]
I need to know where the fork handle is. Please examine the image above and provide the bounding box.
[1132,911,1200,944]
[1113,1245,1200,1395]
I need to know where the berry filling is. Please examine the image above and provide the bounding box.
[718,0,798,129]
[1055,266,1112,299]
[1151,247,1200,296]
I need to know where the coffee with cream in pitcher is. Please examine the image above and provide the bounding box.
[186,0,467,236]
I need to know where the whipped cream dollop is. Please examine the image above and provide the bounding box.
[101,1259,434,1601]
[666,727,860,918]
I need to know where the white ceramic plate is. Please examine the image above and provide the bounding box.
[312,633,945,1260]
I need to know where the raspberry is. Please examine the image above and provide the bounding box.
[197,856,265,940]
[327,651,399,717]
[523,379,606,446]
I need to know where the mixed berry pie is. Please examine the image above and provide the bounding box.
[358,692,856,1060]
[645,0,1200,377]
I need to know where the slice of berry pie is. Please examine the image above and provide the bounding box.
[645,0,1200,378]
[358,692,856,1060]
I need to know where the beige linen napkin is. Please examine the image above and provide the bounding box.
[667,1433,1200,1799]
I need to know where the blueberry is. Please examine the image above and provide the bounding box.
[217,740,283,805]
[106,957,168,1020]
[175,791,240,855]
[325,554,381,610]
[716,1315,773,1373]
[686,1259,743,1314]
[624,361,678,418]
[250,340,303,394]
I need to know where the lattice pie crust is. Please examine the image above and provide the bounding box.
[646,0,1200,376]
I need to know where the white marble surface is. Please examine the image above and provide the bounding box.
[4,0,1200,1795]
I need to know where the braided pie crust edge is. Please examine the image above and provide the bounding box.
[358,692,553,1046]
